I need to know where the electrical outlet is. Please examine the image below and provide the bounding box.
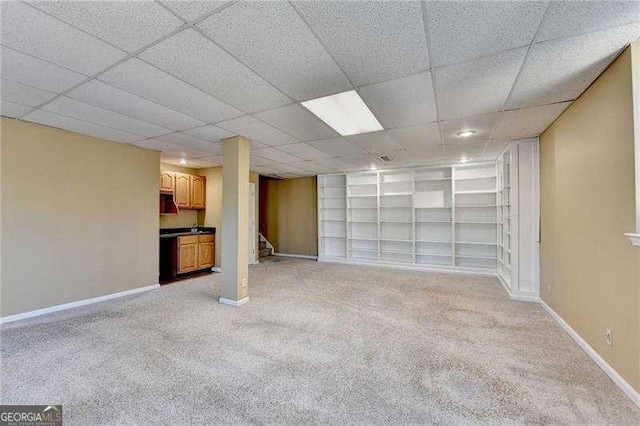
[604,329,613,346]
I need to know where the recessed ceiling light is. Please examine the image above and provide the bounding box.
[456,130,476,138]
[459,157,469,163]
[369,165,377,171]
[179,158,187,165]
[301,90,383,136]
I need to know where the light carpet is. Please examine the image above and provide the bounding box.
[1,257,639,424]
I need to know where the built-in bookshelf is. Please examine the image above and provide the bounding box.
[318,163,499,273]
[497,150,512,287]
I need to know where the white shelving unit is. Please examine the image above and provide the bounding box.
[497,150,512,287]
[318,174,347,258]
[318,163,500,274]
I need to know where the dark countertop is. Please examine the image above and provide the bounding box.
[159,227,216,239]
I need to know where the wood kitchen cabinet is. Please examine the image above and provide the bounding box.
[159,171,206,210]
[174,173,191,208]
[177,235,199,274]
[191,175,206,210]
[198,234,215,269]
[160,172,174,193]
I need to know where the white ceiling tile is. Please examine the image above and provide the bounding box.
[216,115,298,146]
[435,48,527,120]
[427,1,547,67]
[483,140,510,157]
[198,2,352,101]
[1,47,87,93]
[99,59,242,123]
[251,165,280,176]
[506,23,640,109]
[276,143,331,161]
[186,156,224,168]
[336,154,377,169]
[134,138,207,158]
[445,142,487,161]
[358,72,437,128]
[0,1,125,75]
[254,147,302,163]
[345,131,402,154]
[404,146,447,162]
[42,97,171,137]
[289,160,323,172]
[67,80,204,131]
[267,163,308,174]
[27,1,183,52]
[440,113,498,144]
[1,100,32,118]
[251,154,278,167]
[307,137,365,157]
[254,104,338,141]
[139,29,291,113]
[1,78,57,107]
[23,110,142,143]
[294,1,430,86]
[387,122,441,151]
[160,1,229,22]
[536,1,640,43]
[251,140,268,150]
[494,102,571,140]
[184,124,234,142]
[156,132,223,155]
[312,157,347,171]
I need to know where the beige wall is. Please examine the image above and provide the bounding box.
[262,176,318,256]
[199,166,259,267]
[1,118,160,317]
[159,163,202,229]
[540,46,640,392]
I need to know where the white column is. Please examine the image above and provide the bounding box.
[220,136,251,306]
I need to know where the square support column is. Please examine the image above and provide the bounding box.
[220,136,251,306]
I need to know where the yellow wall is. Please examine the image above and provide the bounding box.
[262,176,318,256]
[540,46,640,392]
[159,163,201,229]
[199,166,259,266]
[1,118,160,317]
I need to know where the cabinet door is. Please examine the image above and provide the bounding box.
[160,171,174,193]
[191,175,206,210]
[178,235,198,273]
[198,241,214,268]
[174,173,191,208]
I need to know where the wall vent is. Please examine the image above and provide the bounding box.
[378,155,392,162]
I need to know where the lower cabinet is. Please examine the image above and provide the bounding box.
[160,233,215,279]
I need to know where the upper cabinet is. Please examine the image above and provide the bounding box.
[174,173,191,208]
[191,175,206,210]
[160,172,174,193]
[160,171,206,211]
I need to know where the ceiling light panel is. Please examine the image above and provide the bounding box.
[301,90,383,137]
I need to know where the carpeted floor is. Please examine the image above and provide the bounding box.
[1,257,639,424]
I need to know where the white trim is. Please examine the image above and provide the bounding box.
[625,233,640,247]
[318,256,496,277]
[497,274,540,303]
[211,267,222,272]
[273,253,318,260]
[540,299,640,409]
[0,284,160,324]
[219,297,250,306]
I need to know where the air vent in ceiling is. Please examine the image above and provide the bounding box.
[378,155,392,163]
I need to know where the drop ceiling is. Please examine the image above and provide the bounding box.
[1,1,639,178]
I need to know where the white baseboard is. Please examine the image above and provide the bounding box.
[317,256,496,277]
[540,299,640,408]
[497,274,540,302]
[273,253,318,260]
[219,297,250,306]
[211,267,222,272]
[0,284,160,325]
